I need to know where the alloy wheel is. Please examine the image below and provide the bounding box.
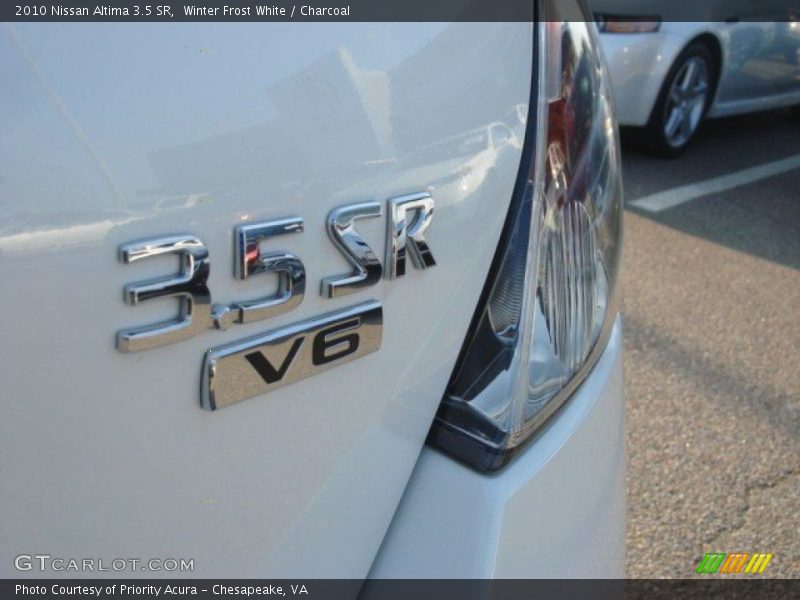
[662,56,710,148]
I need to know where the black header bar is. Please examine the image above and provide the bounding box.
[4,579,800,600]
[3,0,800,22]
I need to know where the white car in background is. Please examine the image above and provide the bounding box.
[595,5,800,155]
[1,0,625,579]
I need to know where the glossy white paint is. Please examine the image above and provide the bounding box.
[0,23,532,577]
[600,21,800,126]
[369,318,626,578]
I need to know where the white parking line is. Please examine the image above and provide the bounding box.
[629,154,800,213]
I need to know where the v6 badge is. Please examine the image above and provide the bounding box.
[201,301,382,410]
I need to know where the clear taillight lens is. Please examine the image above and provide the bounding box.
[428,5,623,471]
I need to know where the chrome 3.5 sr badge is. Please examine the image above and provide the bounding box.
[115,192,435,409]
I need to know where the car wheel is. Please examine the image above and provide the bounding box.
[643,43,715,158]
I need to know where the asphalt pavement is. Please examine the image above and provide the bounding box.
[620,108,800,578]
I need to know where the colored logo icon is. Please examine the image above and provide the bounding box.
[696,552,774,574]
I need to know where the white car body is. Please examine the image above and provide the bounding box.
[600,20,800,126]
[0,19,625,578]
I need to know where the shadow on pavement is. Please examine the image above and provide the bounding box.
[621,108,800,272]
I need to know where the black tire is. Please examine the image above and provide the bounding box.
[641,43,717,158]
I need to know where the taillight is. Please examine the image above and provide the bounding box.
[428,2,623,471]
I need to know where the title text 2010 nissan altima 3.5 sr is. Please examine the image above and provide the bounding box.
[0,1,625,579]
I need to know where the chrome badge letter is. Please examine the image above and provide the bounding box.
[117,235,212,352]
[385,192,436,279]
[321,201,383,298]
